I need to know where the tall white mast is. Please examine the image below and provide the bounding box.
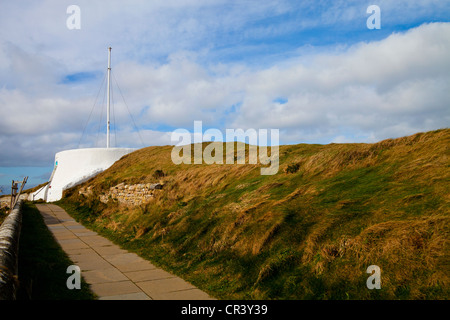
[106,47,111,148]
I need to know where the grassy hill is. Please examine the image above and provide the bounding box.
[59,128,449,299]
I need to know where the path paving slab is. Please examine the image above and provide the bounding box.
[92,245,127,256]
[136,277,196,295]
[72,254,112,271]
[114,260,158,273]
[66,225,89,231]
[82,268,129,284]
[155,289,214,300]
[53,233,78,241]
[124,269,175,282]
[35,203,214,300]
[90,280,143,297]
[99,292,152,300]
[66,247,98,259]
[58,238,90,250]
[81,235,115,247]
[74,231,98,237]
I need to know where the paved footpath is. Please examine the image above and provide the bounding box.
[35,203,214,300]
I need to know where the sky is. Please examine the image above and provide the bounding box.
[0,0,449,193]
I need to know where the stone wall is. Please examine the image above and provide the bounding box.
[79,182,163,206]
[0,200,22,300]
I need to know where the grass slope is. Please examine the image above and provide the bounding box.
[59,129,449,300]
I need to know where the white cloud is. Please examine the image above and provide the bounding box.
[229,22,450,141]
[107,23,450,144]
[0,1,448,167]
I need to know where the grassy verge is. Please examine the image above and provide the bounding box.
[17,201,96,300]
[57,129,450,300]
[0,206,7,225]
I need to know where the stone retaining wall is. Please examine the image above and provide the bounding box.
[0,200,22,300]
[79,182,163,206]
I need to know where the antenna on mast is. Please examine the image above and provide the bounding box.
[106,47,111,148]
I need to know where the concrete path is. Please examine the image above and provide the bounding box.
[35,203,214,300]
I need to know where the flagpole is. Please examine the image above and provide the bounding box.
[106,47,111,148]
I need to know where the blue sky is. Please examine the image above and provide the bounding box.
[62,71,100,84]
[0,0,449,193]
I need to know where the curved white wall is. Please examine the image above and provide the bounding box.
[41,148,135,202]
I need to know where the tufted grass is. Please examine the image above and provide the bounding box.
[58,128,449,300]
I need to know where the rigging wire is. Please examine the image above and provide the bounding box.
[111,78,118,147]
[77,72,107,148]
[96,82,106,147]
[77,63,145,149]
[111,71,146,148]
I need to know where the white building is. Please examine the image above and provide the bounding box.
[30,147,135,202]
[30,48,138,202]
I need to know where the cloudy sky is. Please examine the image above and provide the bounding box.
[0,0,449,192]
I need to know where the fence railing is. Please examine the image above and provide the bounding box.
[10,177,28,209]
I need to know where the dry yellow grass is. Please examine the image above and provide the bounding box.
[61,128,449,299]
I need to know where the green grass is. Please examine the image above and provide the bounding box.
[16,202,96,300]
[0,206,7,225]
[57,129,450,300]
